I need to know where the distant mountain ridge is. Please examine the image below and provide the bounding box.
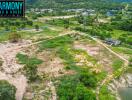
[26,0,132,9]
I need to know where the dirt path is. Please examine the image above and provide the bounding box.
[38,15,77,21]
[0,31,76,100]
[77,32,129,100]
[0,29,125,100]
[0,41,31,100]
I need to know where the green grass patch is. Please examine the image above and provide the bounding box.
[112,30,127,39]
[39,35,73,50]
[112,47,132,55]
[16,53,43,82]
[16,53,43,65]
[99,85,116,100]
[57,46,81,71]
[0,33,9,42]
[18,27,60,39]
[112,59,124,71]
[72,49,97,64]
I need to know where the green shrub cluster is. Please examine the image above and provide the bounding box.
[0,80,16,100]
[16,53,43,82]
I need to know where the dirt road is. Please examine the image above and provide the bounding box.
[77,32,129,100]
[0,29,128,100]
[38,15,78,21]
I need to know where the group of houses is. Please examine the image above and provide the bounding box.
[26,8,53,14]
[64,9,95,16]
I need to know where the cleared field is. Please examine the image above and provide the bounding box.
[15,33,123,100]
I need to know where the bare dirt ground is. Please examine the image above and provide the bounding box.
[0,40,31,100]
[73,41,114,74]
[38,15,77,21]
[74,42,100,56]
[19,29,43,33]
[37,50,74,77]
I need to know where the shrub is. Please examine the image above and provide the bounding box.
[35,25,39,31]
[57,76,96,100]
[75,84,96,100]
[0,80,16,100]
[24,62,38,82]
[79,70,97,88]
[99,85,116,100]
[16,53,43,82]
[9,32,22,43]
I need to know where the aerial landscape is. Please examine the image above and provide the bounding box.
[0,0,132,100]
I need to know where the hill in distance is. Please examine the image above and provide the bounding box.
[26,0,132,9]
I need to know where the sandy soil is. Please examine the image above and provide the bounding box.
[73,41,113,74]
[75,54,94,67]
[38,15,77,21]
[37,51,65,77]
[19,29,43,33]
[74,42,100,56]
[0,40,31,100]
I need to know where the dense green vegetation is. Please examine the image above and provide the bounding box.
[0,18,33,31]
[99,85,116,100]
[112,59,124,71]
[0,80,16,100]
[27,0,132,10]
[57,75,96,100]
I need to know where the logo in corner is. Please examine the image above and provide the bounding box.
[0,0,25,18]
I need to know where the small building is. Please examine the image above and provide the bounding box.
[105,38,121,46]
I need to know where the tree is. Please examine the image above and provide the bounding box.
[5,26,10,31]
[23,57,42,82]
[63,19,70,29]
[24,62,38,82]
[27,20,33,26]
[64,24,69,29]
[0,80,16,100]
[79,71,97,88]
[20,24,26,29]
[77,15,84,24]
[9,32,22,43]
[35,25,39,31]
[74,84,96,100]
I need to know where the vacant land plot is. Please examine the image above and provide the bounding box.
[15,33,124,99]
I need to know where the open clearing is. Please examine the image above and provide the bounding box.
[0,30,128,100]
